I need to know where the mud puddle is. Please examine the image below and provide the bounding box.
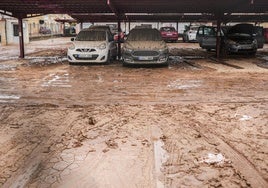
[41,72,71,88]
[167,79,203,90]
[22,56,68,66]
[0,64,17,71]
[154,140,168,188]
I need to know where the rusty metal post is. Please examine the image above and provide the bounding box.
[117,20,121,60]
[18,16,25,58]
[62,21,65,36]
[215,11,223,59]
[216,19,221,59]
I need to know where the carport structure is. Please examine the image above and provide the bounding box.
[0,0,268,58]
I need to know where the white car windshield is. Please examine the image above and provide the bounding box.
[76,30,106,41]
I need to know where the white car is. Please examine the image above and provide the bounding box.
[67,29,117,64]
[182,26,199,42]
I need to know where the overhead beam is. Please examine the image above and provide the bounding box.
[71,12,268,23]
[26,13,44,18]
[107,0,119,18]
[0,9,13,17]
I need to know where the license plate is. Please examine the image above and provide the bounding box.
[167,33,172,36]
[139,56,153,61]
[241,46,252,50]
[79,54,92,58]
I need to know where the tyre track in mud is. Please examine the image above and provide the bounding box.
[1,104,267,187]
[1,107,81,188]
[26,105,153,187]
[193,123,268,188]
[151,104,267,187]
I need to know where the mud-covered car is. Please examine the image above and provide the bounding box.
[224,24,258,54]
[67,29,117,64]
[197,24,260,55]
[196,26,224,51]
[122,28,169,65]
[89,25,115,36]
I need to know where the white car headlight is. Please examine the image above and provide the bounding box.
[69,44,75,50]
[98,43,106,50]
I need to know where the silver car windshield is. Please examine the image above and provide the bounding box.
[76,30,106,41]
[127,29,162,41]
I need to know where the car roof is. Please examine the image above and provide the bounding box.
[79,28,107,33]
[160,26,175,28]
[89,25,110,28]
[88,25,114,34]
[131,28,159,31]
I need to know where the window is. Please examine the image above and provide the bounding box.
[13,24,19,36]
[204,27,216,36]
[197,27,203,35]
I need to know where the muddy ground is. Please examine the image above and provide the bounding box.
[0,38,267,188]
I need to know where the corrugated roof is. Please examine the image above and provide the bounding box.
[0,0,267,22]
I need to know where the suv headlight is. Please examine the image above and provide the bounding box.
[252,39,257,45]
[227,40,236,45]
[98,43,106,50]
[69,44,75,50]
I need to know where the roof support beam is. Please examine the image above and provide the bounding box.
[0,9,13,17]
[107,0,119,18]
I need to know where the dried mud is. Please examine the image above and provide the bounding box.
[0,38,267,188]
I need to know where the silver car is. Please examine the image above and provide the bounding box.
[122,28,169,65]
[196,26,222,51]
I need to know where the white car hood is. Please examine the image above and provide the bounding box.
[124,41,167,50]
[73,41,105,48]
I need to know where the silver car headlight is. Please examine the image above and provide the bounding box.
[159,48,168,54]
[98,43,106,50]
[123,47,133,53]
[69,44,75,50]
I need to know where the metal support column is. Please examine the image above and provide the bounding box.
[117,20,121,60]
[18,17,25,58]
[128,21,130,33]
[80,22,83,30]
[216,19,221,59]
[62,21,65,36]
